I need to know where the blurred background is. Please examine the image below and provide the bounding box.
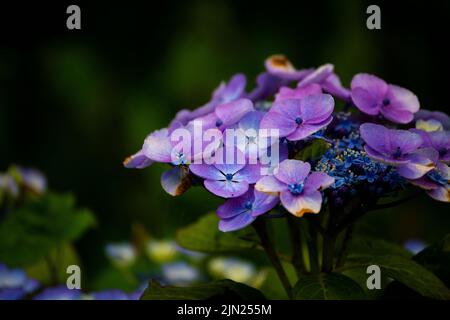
[1,0,449,287]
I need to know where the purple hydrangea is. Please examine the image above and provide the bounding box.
[256,160,334,217]
[217,186,279,231]
[125,54,450,233]
[190,147,261,198]
[351,73,420,124]
[260,94,334,141]
[360,123,437,179]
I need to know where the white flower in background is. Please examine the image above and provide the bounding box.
[208,257,256,284]
[162,262,200,285]
[105,243,136,268]
[17,167,47,194]
[145,239,178,263]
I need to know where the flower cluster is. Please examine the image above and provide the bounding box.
[125,55,449,232]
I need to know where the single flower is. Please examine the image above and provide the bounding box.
[255,159,334,217]
[351,73,420,123]
[217,186,278,232]
[189,147,261,198]
[360,123,437,179]
[260,94,334,141]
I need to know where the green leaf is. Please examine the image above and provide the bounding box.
[0,192,96,267]
[176,213,258,253]
[141,279,266,300]
[25,243,80,285]
[293,273,366,300]
[294,139,329,161]
[259,263,298,299]
[342,254,450,300]
[348,236,412,258]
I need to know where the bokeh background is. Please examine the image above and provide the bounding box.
[1,0,449,285]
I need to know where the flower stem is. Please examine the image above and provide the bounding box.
[253,219,293,299]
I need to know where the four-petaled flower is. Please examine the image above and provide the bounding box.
[351,73,420,124]
[255,159,334,217]
[189,148,261,198]
[260,94,334,141]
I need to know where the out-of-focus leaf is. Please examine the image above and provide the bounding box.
[0,192,96,267]
[293,273,366,300]
[342,254,450,300]
[348,236,412,258]
[176,213,259,253]
[294,139,329,161]
[259,263,297,299]
[25,243,80,285]
[141,279,265,300]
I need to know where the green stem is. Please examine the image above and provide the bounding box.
[253,219,293,299]
[286,215,304,278]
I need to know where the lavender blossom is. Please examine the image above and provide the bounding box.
[260,94,334,141]
[256,160,334,217]
[351,73,420,124]
[217,186,278,232]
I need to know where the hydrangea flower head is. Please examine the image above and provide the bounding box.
[125,55,450,233]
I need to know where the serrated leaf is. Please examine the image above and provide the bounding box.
[176,213,259,253]
[141,279,265,300]
[342,254,450,300]
[293,273,366,300]
[0,192,96,267]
